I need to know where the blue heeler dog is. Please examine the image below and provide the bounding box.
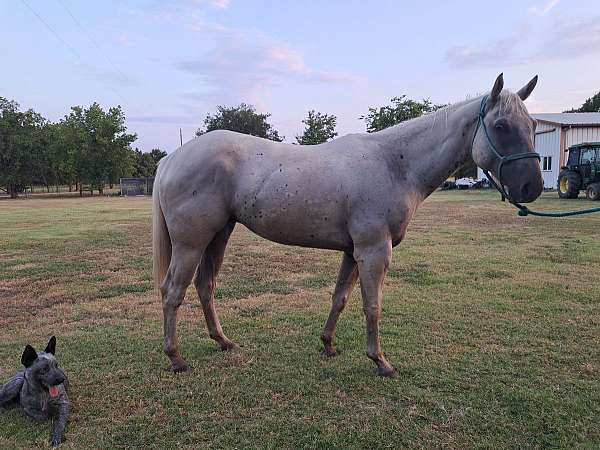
[0,337,69,446]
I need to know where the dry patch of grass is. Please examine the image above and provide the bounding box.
[1,192,600,449]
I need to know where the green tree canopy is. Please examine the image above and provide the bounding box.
[564,91,600,113]
[296,110,337,145]
[0,97,48,197]
[61,103,136,193]
[150,148,167,166]
[360,95,445,133]
[196,103,283,142]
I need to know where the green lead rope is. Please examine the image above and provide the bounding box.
[515,204,600,217]
[474,95,600,218]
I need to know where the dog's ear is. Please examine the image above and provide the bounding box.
[21,345,38,368]
[44,336,56,355]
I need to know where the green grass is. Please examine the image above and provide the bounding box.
[0,192,600,449]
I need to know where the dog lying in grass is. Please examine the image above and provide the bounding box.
[0,337,69,447]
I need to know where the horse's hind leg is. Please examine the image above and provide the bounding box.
[320,252,358,357]
[162,244,203,373]
[195,221,238,351]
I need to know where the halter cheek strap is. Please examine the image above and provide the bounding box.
[472,95,541,203]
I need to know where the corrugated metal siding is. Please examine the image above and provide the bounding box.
[565,126,600,147]
[534,125,560,188]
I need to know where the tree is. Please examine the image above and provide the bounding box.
[296,110,337,145]
[360,95,445,133]
[150,148,167,166]
[564,91,600,113]
[196,103,283,141]
[61,103,136,195]
[132,148,157,177]
[0,97,48,197]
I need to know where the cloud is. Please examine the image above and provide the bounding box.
[444,15,600,69]
[444,26,528,69]
[529,0,560,15]
[174,32,357,104]
[128,114,197,124]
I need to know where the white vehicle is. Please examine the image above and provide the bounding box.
[455,177,478,189]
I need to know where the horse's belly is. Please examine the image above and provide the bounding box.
[236,205,352,252]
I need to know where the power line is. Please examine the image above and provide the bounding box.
[20,0,131,107]
[20,0,85,65]
[56,0,130,85]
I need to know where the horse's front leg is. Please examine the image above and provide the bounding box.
[321,252,358,356]
[354,238,397,378]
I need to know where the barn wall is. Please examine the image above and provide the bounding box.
[565,126,600,147]
[534,123,561,188]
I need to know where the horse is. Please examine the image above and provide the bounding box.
[152,74,543,377]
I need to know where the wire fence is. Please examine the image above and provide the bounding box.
[119,177,155,196]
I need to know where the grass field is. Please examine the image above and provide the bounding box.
[1,191,600,449]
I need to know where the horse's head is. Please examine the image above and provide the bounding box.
[471,74,543,203]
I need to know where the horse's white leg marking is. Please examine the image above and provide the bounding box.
[320,252,359,357]
[354,239,397,378]
[161,244,203,372]
[194,222,238,351]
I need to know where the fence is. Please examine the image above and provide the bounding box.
[120,177,155,196]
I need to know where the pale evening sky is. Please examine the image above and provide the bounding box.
[2,0,599,152]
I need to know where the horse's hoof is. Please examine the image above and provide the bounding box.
[220,341,240,351]
[171,360,191,373]
[376,366,399,378]
[322,347,340,357]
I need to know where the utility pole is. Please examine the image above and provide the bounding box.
[179,128,183,147]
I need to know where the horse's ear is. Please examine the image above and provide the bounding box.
[490,73,504,102]
[517,75,538,101]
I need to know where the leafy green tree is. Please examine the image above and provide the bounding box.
[150,148,167,166]
[296,110,337,145]
[132,148,156,177]
[564,91,600,113]
[196,103,283,142]
[360,95,445,133]
[0,97,48,197]
[61,103,136,195]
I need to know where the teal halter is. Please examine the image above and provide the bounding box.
[474,95,600,217]
[472,94,541,204]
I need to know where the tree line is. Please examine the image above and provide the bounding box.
[0,98,166,198]
[4,90,597,198]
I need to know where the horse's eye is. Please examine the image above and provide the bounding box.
[494,120,509,131]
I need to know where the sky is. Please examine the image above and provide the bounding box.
[2,0,600,152]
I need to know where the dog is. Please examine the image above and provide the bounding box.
[0,336,69,446]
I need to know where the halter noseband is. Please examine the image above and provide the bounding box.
[472,94,541,204]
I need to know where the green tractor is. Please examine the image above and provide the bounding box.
[557,142,600,200]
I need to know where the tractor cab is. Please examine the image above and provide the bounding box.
[558,142,600,200]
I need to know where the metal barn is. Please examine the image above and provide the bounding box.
[477,113,600,189]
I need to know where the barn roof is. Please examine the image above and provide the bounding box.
[532,112,600,126]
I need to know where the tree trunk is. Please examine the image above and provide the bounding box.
[79,184,83,197]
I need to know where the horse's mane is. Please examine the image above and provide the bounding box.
[376,89,528,137]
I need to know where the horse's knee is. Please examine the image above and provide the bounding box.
[362,304,381,318]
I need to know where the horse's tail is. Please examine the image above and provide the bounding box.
[152,172,171,290]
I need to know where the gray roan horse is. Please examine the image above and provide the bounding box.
[153,74,543,377]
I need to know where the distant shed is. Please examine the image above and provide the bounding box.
[477,112,600,189]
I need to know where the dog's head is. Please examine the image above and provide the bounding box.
[21,336,66,398]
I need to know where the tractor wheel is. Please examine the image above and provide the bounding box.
[586,183,600,201]
[557,170,581,199]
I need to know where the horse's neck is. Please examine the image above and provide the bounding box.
[377,98,482,199]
